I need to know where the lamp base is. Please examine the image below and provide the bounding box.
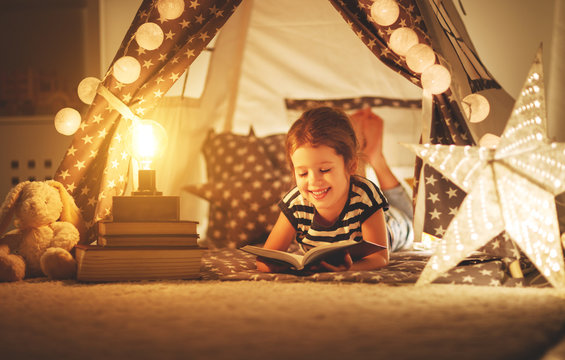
[135,169,162,195]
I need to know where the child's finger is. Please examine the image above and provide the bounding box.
[256,256,290,273]
[319,251,353,272]
[344,252,353,268]
[319,261,341,272]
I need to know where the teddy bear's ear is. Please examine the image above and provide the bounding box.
[47,180,87,244]
[0,181,30,236]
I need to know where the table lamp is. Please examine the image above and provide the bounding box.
[112,119,179,222]
[127,119,167,195]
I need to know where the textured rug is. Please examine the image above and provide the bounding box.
[1,279,564,360]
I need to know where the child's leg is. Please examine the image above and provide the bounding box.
[383,185,413,221]
[384,205,414,252]
[351,109,414,251]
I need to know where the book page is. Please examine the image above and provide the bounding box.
[302,240,356,265]
[240,246,304,269]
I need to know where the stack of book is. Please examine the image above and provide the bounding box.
[76,195,204,282]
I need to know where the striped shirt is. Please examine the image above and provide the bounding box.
[279,175,389,250]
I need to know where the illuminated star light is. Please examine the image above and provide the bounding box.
[406,47,565,288]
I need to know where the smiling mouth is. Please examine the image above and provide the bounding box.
[310,188,330,200]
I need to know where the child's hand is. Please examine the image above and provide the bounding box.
[318,251,353,272]
[256,256,291,273]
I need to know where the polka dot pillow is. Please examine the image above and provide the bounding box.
[184,128,293,249]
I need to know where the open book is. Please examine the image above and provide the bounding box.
[240,239,386,271]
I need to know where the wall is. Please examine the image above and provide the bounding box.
[98,0,141,75]
[456,0,559,138]
[0,0,100,201]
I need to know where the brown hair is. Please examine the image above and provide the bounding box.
[285,106,359,172]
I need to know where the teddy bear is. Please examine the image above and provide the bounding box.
[0,180,86,281]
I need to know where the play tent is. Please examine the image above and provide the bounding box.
[56,0,516,247]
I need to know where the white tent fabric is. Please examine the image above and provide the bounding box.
[228,0,422,135]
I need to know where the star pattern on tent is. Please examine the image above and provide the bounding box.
[54,0,243,243]
[406,48,565,288]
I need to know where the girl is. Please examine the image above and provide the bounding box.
[256,106,412,273]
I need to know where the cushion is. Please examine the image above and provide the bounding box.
[184,128,293,249]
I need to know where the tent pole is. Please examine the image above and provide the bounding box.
[223,0,254,132]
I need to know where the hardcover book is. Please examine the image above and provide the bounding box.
[76,245,205,282]
[240,239,386,271]
[98,220,198,236]
[98,234,199,247]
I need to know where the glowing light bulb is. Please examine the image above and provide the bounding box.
[54,108,81,136]
[389,27,419,56]
[479,133,501,148]
[370,0,400,26]
[421,64,451,94]
[406,43,436,73]
[113,56,141,84]
[77,77,101,105]
[462,93,490,123]
[157,0,184,20]
[136,22,164,50]
[127,120,168,169]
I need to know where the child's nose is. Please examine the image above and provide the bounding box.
[308,171,322,185]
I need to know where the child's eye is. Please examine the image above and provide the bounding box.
[297,172,307,177]
[320,168,331,173]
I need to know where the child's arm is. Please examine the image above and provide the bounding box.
[256,212,297,273]
[319,209,389,272]
[353,208,390,270]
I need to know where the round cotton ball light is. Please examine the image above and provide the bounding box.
[77,77,100,105]
[406,44,436,73]
[157,0,184,20]
[462,93,490,123]
[113,56,141,84]
[421,64,451,94]
[389,27,419,56]
[370,0,399,26]
[136,22,164,50]
[54,108,81,136]
[479,133,501,148]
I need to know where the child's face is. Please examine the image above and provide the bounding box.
[291,145,353,221]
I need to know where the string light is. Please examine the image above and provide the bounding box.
[136,22,164,50]
[462,93,490,123]
[421,64,451,94]
[370,0,400,26]
[113,56,141,84]
[479,133,501,148]
[54,108,81,136]
[77,77,101,105]
[389,27,419,56]
[406,44,436,73]
[54,0,166,135]
[157,0,185,20]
